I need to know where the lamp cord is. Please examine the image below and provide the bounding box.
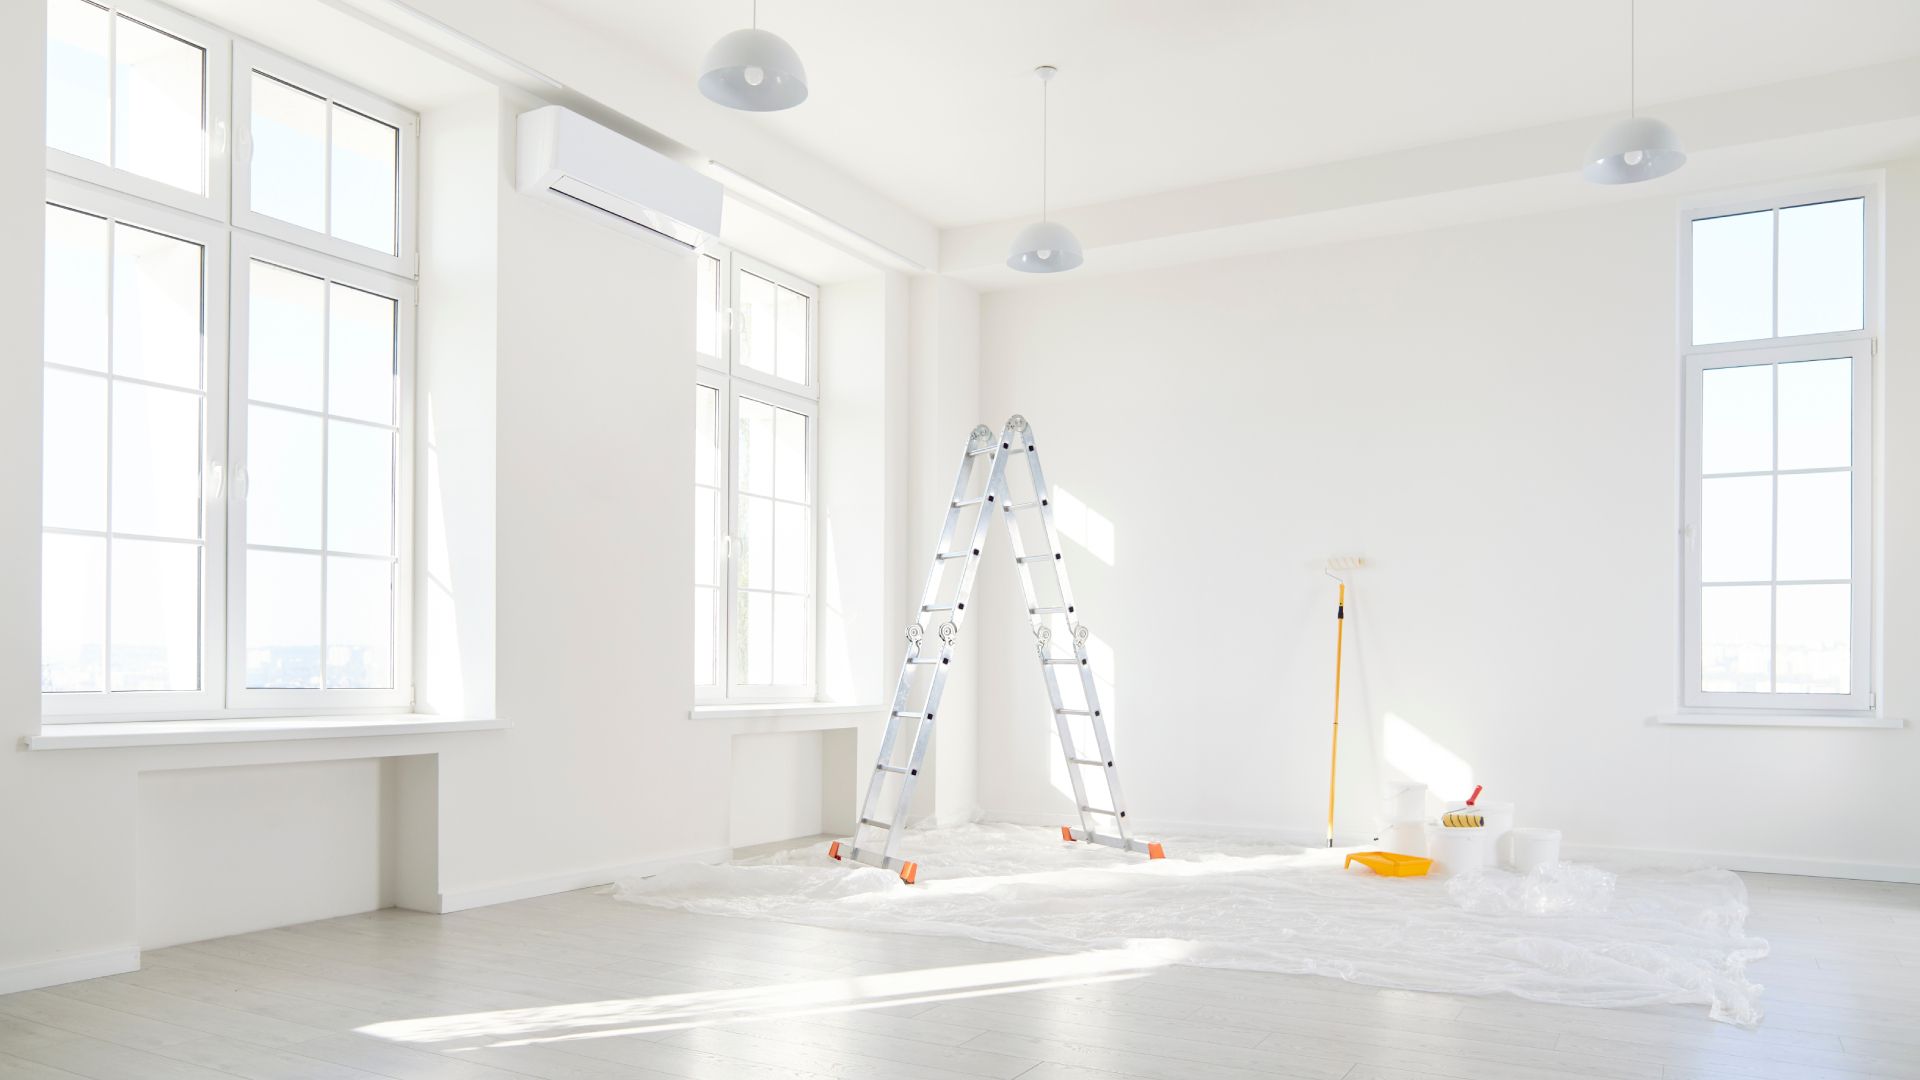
[1628,0,1636,118]
[1041,75,1049,222]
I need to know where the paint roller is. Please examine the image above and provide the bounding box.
[1324,556,1364,848]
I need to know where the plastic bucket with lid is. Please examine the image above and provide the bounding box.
[1425,823,1491,877]
[1383,783,1427,824]
[1509,827,1562,873]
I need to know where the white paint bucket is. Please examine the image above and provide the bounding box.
[1379,821,1427,857]
[1509,827,1562,873]
[1384,783,1427,824]
[1425,824,1491,877]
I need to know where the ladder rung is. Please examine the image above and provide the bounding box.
[1030,606,1069,615]
[1067,757,1110,767]
[935,552,970,560]
[968,446,996,456]
[1015,554,1055,564]
[860,817,895,829]
[1056,708,1092,716]
[1041,657,1080,665]
[921,604,956,612]
[1079,806,1120,816]
[875,764,912,774]
[1004,500,1041,511]
[907,657,942,665]
[893,710,928,719]
[952,496,989,507]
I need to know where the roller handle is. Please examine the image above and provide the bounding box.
[1465,784,1482,807]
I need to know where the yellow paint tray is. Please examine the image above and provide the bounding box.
[1343,851,1434,877]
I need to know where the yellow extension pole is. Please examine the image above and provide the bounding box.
[1326,581,1346,848]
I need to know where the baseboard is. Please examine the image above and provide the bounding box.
[980,810,1920,885]
[434,846,732,913]
[0,947,139,995]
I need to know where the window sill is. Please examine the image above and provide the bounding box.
[1654,712,1903,730]
[691,702,882,722]
[22,714,510,751]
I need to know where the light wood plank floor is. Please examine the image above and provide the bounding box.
[0,866,1914,1080]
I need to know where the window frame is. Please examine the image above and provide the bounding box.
[44,0,233,222]
[695,247,820,704]
[1678,184,1878,715]
[230,41,418,277]
[40,0,419,723]
[225,232,416,712]
[41,177,231,720]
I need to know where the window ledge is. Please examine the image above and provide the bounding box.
[691,702,882,722]
[1654,712,1903,730]
[23,714,510,751]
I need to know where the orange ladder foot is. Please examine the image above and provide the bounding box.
[1061,826,1075,842]
[828,841,842,860]
[1148,842,1165,859]
[899,861,918,885]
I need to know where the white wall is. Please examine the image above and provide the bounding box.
[976,169,1920,881]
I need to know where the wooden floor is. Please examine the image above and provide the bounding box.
[0,867,1915,1080]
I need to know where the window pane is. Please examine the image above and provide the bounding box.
[738,397,774,496]
[329,284,397,424]
[1701,476,1770,583]
[1776,584,1849,694]
[114,15,204,194]
[738,495,773,589]
[44,368,107,532]
[1692,210,1772,345]
[112,381,201,540]
[696,254,720,357]
[774,406,807,502]
[42,533,106,692]
[330,105,398,253]
[694,487,717,586]
[327,421,394,556]
[776,285,807,384]
[1701,585,1769,693]
[774,593,806,686]
[695,385,719,485]
[248,405,322,549]
[251,73,326,233]
[109,537,200,691]
[694,587,716,687]
[1700,364,1771,474]
[739,590,772,685]
[738,271,777,376]
[1776,472,1850,582]
[326,556,393,688]
[248,261,325,411]
[774,502,807,593]
[45,205,109,372]
[246,549,321,687]
[47,0,110,164]
[1777,199,1863,338]
[112,223,203,389]
[1777,357,1851,470]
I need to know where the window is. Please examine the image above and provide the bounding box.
[41,0,416,720]
[1681,191,1875,711]
[695,250,818,701]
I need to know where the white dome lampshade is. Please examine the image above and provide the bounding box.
[1582,115,1685,185]
[1008,65,1082,275]
[1007,220,1084,273]
[699,27,808,112]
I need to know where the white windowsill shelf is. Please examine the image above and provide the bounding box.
[691,702,882,722]
[1655,713,1903,730]
[23,714,510,750]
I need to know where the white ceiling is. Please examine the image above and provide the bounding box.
[530,1,1920,229]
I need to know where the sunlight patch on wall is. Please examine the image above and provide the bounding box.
[1383,712,1475,802]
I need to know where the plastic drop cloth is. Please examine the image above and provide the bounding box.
[614,822,1768,1025]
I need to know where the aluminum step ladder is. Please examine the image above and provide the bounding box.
[829,415,1163,883]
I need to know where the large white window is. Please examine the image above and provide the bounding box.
[1681,189,1875,712]
[41,0,416,720]
[695,249,818,702]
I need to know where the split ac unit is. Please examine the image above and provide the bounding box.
[516,105,722,250]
